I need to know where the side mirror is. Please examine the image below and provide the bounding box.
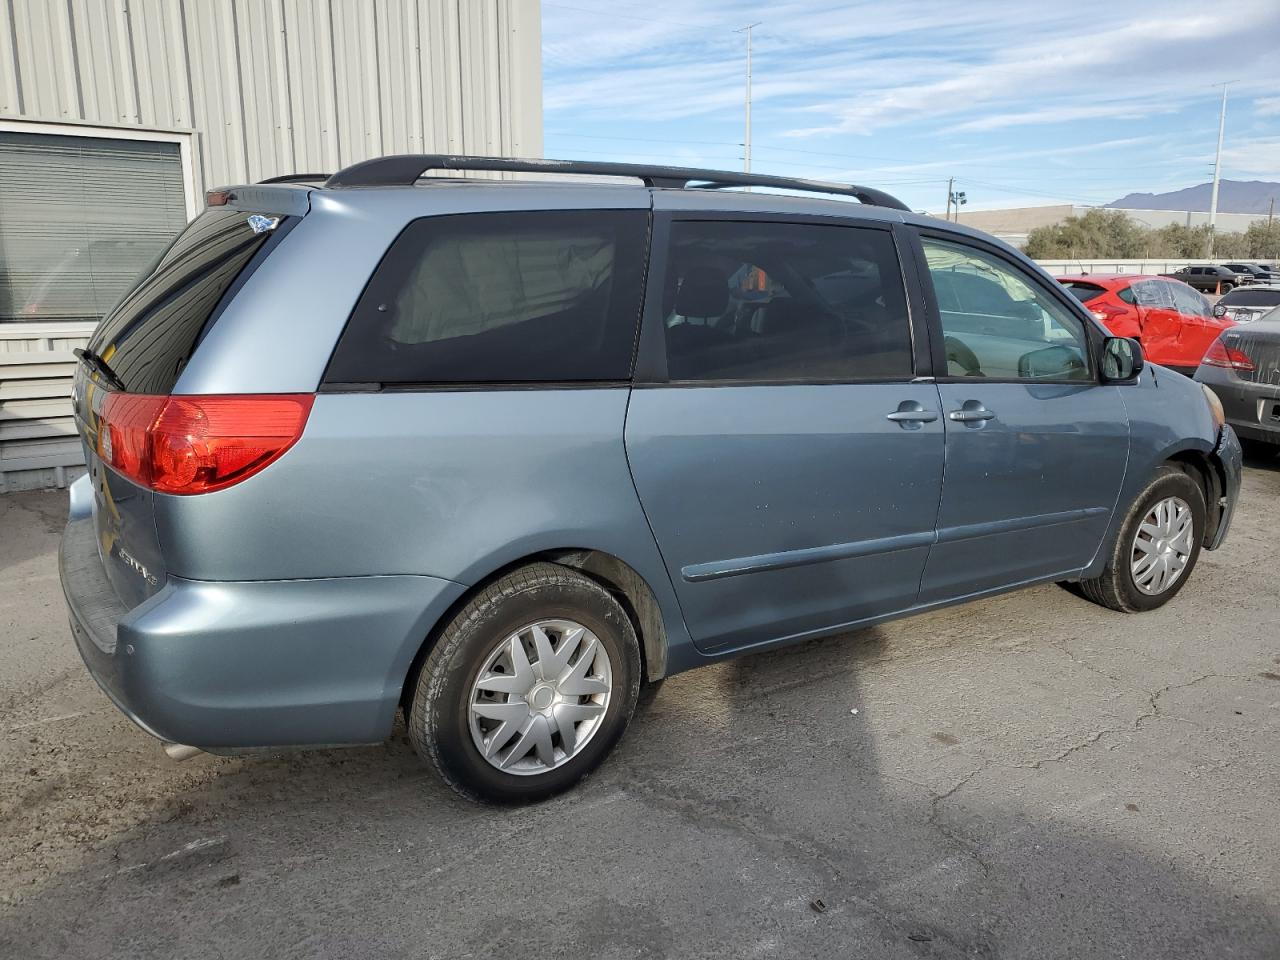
[1213,303,1228,319]
[1101,336,1144,382]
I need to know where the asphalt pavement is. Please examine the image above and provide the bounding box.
[1,454,1278,959]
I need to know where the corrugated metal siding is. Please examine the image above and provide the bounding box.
[0,322,94,492]
[1,0,542,189]
[0,0,541,490]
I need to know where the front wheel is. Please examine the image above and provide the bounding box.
[1076,466,1206,613]
[408,562,641,803]
[1220,282,1235,294]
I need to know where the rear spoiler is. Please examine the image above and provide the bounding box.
[203,184,313,218]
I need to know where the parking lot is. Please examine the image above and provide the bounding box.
[1,456,1278,959]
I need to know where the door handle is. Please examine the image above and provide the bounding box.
[886,410,939,423]
[885,400,939,429]
[948,403,996,423]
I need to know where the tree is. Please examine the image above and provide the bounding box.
[1243,220,1280,260]
[1025,209,1150,259]
[1212,230,1250,259]
[1025,212,1259,261]
[1149,223,1214,258]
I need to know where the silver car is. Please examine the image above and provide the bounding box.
[60,156,1242,802]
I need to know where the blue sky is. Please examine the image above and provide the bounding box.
[541,0,1280,212]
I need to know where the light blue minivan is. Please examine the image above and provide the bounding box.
[60,156,1241,801]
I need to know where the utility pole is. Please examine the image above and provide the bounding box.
[737,23,761,179]
[946,177,954,221]
[1208,82,1231,257]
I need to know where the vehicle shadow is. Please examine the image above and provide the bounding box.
[1242,447,1280,473]
[2,622,1277,959]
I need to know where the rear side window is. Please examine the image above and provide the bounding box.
[1170,282,1209,318]
[658,220,913,382]
[326,211,648,385]
[1133,280,1174,309]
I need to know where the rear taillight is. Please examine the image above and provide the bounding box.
[1091,302,1127,323]
[97,394,313,494]
[1201,340,1255,372]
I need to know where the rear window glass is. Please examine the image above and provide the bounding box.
[326,210,648,385]
[88,209,282,394]
[1219,289,1280,307]
[1060,281,1106,303]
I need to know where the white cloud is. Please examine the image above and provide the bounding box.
[543,0,1280,136]
[945,102,1177,134]
[1255,97,1280,117]
[1221,136,1280,179]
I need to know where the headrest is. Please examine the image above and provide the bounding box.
[675,265,730,318]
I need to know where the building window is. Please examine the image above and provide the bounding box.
[0,130,189,324]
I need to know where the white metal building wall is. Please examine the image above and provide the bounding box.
[0,0,543,192]
[0,0,541,491]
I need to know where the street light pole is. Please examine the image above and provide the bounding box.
[737,22,762,178]
[1208,82,1231,257]
[946,177,954,222]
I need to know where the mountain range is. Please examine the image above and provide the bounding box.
[1107,180,1280,214]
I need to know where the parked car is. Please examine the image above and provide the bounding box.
[60,156,1242,802]
[1058,273,1233,374]
[1195,307,1280,454]
[1212,285,1280,324]
[1220,262,1279,284]
[1164,264,1249,293]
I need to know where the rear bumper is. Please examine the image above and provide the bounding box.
[60,516,465,749]
[1207,425,1242,551]
[1195,367,1280,444]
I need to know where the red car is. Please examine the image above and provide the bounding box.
[1057,274,1234,374]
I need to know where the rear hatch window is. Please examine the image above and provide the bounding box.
[87,208,287,394]
[1060,281,1106,303]
[1219,289,1280,308]
[73,207,291,609]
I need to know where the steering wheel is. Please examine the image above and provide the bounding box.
[944,335,984,377]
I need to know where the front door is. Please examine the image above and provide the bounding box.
[625,217,944,653]
[914,233,1130,604]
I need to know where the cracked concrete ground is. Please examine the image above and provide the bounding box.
[1,454,1279,959]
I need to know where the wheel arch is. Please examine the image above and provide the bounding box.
[398,547,671,714]
[1164,448,1224,547]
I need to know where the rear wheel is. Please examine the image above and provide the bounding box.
[408,562,641,803]
[1076,466,1206,613]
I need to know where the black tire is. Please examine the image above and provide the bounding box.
[408,562,641,803]
[1220,282,1234,294]
[1077,465,1206,613]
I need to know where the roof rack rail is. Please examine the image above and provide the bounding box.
[322,154,910,211]
[258,173,332,184]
